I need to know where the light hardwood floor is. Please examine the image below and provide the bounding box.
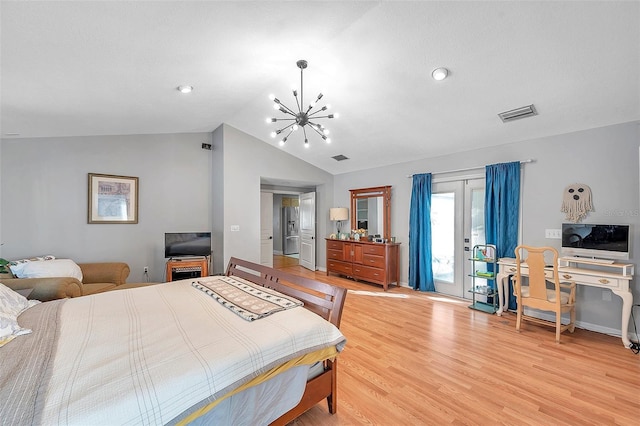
[275,265,640,425]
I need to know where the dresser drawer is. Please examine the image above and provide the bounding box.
[362,254,385,268]
[326,240,344,250]
[353,265,385,284]
[362,244,385,256]
[327,249,344,261]
[328,260,352,275]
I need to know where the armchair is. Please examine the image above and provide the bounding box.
[0,262,131,301]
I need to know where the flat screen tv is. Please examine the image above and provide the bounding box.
[561,223,630,261]
[165,232,211,258]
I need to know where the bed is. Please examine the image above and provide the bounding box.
[0,257,347,425]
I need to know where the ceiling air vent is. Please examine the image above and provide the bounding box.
[332,154,349,161]
[498,104,538,123]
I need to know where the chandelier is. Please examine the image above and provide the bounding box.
[266,59,338,148]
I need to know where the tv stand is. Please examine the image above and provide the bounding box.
[496,257,634,348]
[166,257,209,281]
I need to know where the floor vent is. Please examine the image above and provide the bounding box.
[332,154,349,161]
[498,104,538,123]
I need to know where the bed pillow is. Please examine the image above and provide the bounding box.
[15,259,83,281]
[0,282,39,316]
[0,311,33,347]
[9,255,56,277]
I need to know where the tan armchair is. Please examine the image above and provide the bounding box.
[513,245,576,342]
[1,262,131,301]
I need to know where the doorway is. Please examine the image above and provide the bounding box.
[260,184,317,271]
[273,194,301,268]
[431,178,485,298]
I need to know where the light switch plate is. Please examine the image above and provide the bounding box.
[230,225,240,232]
[545,229,562,239]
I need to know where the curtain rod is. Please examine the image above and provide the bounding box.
[406,159,534,178]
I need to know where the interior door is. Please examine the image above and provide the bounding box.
[431,178,485,298]
[260,192,273,267]
[299,191,316,271]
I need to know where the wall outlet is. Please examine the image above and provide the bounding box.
[545,229,562,239]
[144,266,149,273]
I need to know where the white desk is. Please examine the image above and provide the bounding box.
[496,257,634,348]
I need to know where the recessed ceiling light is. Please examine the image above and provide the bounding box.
[431,67,449,81]
[177,85,193,93]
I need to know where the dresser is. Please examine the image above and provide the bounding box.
[326,238,400,290]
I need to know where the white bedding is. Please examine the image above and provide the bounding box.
[36,277,346,425]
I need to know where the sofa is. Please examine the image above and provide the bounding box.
[0,262,149,302]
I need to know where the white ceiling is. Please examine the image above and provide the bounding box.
[1,1,639,174]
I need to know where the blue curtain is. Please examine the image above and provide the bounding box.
[409,173,434,291]
[485,161,520,309]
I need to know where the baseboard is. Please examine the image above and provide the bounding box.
[523,309,622,338]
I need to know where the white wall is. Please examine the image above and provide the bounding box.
[0,133,212,282]
[333,120,640,337]
[211,124,334,272]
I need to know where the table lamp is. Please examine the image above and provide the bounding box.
[329,207,349,234]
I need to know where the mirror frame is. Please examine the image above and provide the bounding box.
[349,185,392,240]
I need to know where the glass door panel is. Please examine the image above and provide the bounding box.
[463,181,486,296]
[432,192,455,283]
[432,179,485,298]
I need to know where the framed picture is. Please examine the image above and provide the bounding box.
[88,173,139,224]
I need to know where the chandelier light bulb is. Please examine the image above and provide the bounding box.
[323,129,330,135]
[279,140,285,146]
[273,103,280,110]
[268,94,275,101]
[326,138,331,144]
[304,141,310,148]
[292,124,299,131]
[266,118,272,124]
[270,131,277,138]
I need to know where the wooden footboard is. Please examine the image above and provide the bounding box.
[225,257,347,423]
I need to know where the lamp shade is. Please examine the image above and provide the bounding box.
[329,207,349,221]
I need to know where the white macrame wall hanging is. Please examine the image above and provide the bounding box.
[561,183,593,223]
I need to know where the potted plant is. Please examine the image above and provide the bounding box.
[0,258,11,274]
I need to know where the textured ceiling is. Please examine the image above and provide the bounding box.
[1,1,639,174]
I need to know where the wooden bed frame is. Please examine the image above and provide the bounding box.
[225,257,347,425]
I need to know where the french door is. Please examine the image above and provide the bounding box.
[431,178,485,298]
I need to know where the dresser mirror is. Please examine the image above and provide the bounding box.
[349,186,392,240]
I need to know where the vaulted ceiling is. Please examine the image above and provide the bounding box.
[1,1,638,174]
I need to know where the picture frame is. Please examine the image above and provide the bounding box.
[88,173,139,224]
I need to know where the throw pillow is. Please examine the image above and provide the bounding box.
[16,259,83,281]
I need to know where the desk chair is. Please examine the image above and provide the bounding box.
[514,245,576,342]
